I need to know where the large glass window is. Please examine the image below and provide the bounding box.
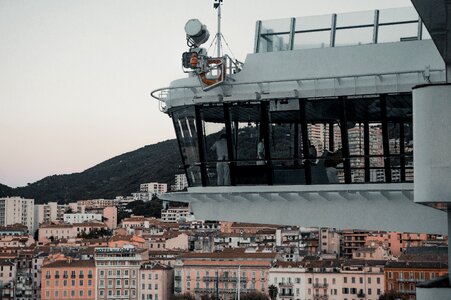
[202,105,228,186]
[172,94,413,187]
[172,106,202,186]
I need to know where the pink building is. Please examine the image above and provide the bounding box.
[41,259,96,300]
[38,222,108,244]
[0,259,17,299]
[365,232,445,257]
[103,206,118,229]
[174,250,276,299]
[139,262,173,300]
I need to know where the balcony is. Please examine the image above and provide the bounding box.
[175,275,182,281]
[278,282,293,287]
[399,289,416,294]
[313,283,329,288]
[397,278,418,282]
[279,292,294,297]
[313,295,329,300]
[174,287,182,293]
[195,288,257,294]
[203,276,246,283]
[357,293,366,298]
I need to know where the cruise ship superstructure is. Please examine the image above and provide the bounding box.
[152,1,451,297]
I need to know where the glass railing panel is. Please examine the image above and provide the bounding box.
[259,18,291,52]
[293,14,332,50]
[335,10,374,47]
[378,7,419,43]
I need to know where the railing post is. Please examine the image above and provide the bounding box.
[373,10,380,44]
[194,105,208,186]
[339,97,352,184]
[417,17,423,40]
[289,17,296,50]
[330,14,337,47]
[254,20,262,53]
[380,95,392,183]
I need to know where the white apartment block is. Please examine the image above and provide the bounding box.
[34,202,58,231]
[140,182,167,196]
[0,197,34,233]
[63,213,102,224]
[173,174,188,191]
[160,207,194,222]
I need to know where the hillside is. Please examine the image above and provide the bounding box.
[1,139,182,204]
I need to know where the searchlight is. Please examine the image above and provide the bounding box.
[185,19,210,47]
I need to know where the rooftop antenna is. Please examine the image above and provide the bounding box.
[214,0,223,57]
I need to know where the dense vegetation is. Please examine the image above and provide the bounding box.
[1,139,182,203]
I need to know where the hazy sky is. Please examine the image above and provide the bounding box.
[0,0,412,187]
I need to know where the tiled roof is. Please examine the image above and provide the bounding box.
[42,259,96,268]
[386,261,448,269]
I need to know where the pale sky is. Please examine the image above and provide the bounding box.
[0,0,412,187]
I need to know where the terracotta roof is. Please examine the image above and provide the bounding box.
[73,222,107,227]
[179,251,277,260]
[386,261,448,269]
[230,222,278,228]
[44,259,95,268]
[273,261,304,268]
[141,262,173,270]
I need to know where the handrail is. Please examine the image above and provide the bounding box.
[150,68,444,104]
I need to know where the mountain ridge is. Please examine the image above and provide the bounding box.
[0,139,182,204]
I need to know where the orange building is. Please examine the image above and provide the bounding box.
[384,261,448,299]
[41,259,96,300]
[173,250,276,299]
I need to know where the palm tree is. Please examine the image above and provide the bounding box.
[268,285,278,300]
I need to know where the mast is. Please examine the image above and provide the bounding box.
[214,0,223,57]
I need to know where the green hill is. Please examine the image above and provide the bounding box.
[1,139,182,204]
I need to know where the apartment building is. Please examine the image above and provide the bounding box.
[139,262,173,300]
[41,259,96,300]
[140,182,168,196]
[0,197,34,233]
[63,213,102,224]
[268,261,307,300]
[0,259,17,299]
[103,206,118,229]
[161,207,193,222]
[385,260,448,299]
[95,246,142,300]
[173,250,276,299]
[34,202,58,231]
[172,173,188,191]
[341,230,370,258]
[319,228,340,256]
[366,232,445,257]
[38,222,108,244]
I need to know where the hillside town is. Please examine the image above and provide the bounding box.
[0,179,448,300]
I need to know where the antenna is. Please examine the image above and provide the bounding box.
[214,0,223,57]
